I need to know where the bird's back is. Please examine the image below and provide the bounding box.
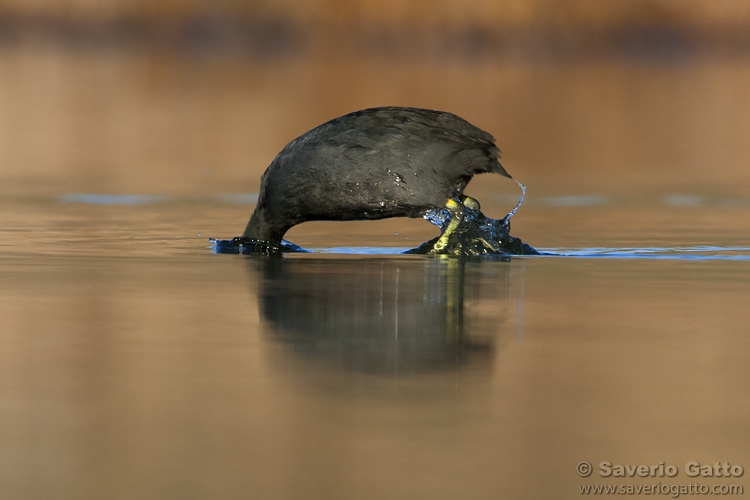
[245,107,510,243]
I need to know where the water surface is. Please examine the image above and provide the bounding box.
[2,194,749,500]
[2,47,750,499]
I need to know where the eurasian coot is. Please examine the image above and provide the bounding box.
[242,106,515,250]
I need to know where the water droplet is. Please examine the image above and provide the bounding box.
[423,208,449,228]
[505,179,526,221]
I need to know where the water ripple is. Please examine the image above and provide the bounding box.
[544,246,750,260]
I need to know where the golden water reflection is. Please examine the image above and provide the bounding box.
[2,26,750,500]
[2,246,749,499]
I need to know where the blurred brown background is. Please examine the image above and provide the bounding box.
[2,0,749,207]
[3,6,750,500]
[3,0,750,52]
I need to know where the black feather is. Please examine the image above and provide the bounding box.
[243,107,511,245]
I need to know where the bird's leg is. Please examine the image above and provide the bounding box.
[432,198,465,253]
[459,195,480,211]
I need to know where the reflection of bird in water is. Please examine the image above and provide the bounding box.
[243,107,516,251]
[254,257,502,376]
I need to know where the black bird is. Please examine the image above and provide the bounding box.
[242,106,513,250]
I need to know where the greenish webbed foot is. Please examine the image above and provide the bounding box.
[459,195,480,211]
[432,196,478,253]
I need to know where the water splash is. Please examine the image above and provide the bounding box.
[423,207,450,228]
[410,206,538,256]
[505,179,526,221]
